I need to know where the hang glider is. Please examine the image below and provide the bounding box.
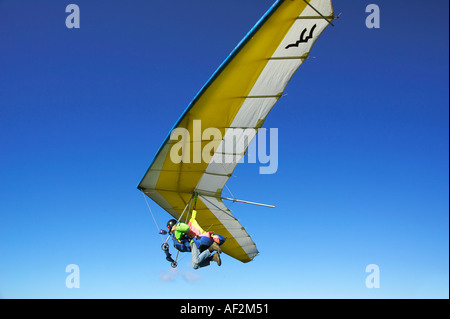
[138,0,336,263]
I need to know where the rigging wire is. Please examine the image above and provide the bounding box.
[225,183,236,202]
[142,193,164,242]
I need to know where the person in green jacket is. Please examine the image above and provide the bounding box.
[167,219,222,269]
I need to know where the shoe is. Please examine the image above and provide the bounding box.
[211,253,221,266]
[208,242,222,254]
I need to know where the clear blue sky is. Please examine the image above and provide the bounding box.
[0,0,448,298]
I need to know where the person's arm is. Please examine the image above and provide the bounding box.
[173,223,190,240]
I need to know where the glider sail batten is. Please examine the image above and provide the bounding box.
[138,0,334,263]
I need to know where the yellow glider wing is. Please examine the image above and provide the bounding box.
[138,0,335,263]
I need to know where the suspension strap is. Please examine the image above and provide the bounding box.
[193,192,198,210]
[163,195,194,245]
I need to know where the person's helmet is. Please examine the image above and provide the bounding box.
[215,234,226,245]
[167,219,177,234]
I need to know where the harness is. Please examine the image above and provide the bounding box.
[173,234,191,252]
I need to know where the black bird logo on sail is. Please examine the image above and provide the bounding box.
[285,24,317,49]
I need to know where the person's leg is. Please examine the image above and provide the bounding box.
[191,241,211,269]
